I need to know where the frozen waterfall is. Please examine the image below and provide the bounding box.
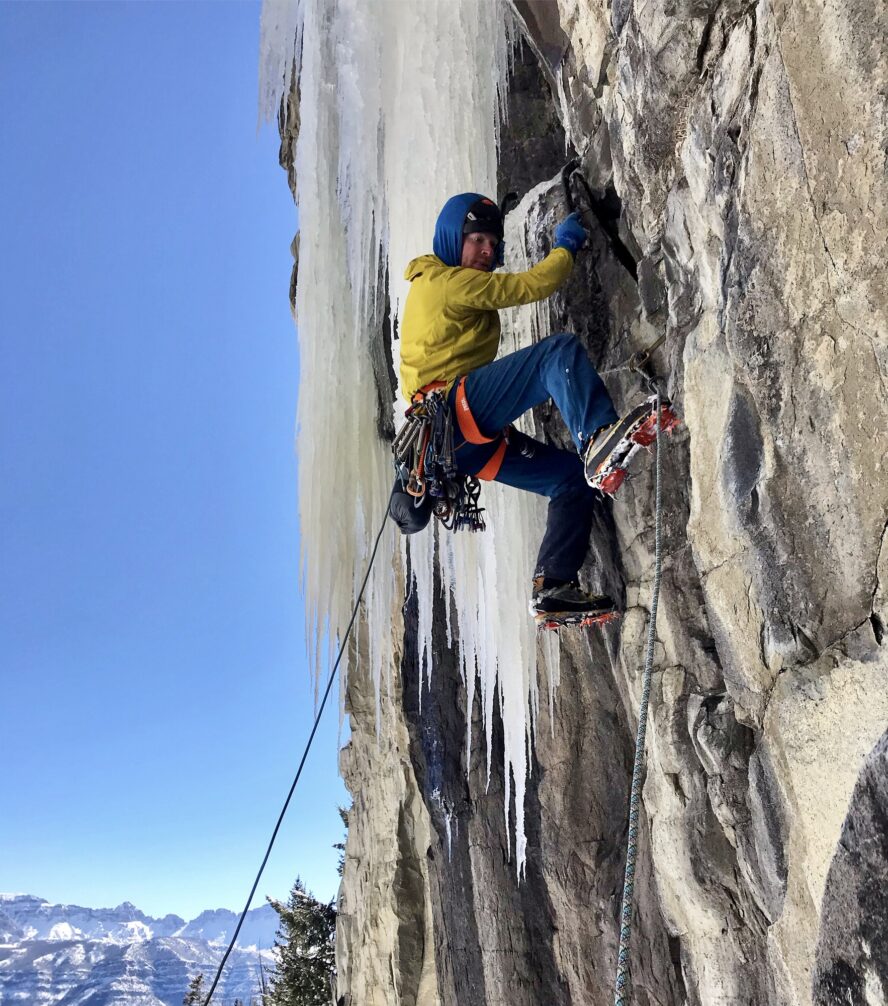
[259,0,562,871]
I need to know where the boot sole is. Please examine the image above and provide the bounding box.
[534,610,622,630]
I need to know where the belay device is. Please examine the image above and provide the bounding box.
[391,388,486,533]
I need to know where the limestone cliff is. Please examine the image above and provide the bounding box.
[277,2,887,1002]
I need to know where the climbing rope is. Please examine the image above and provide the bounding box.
[613,389,663,1006]
[202,503,390,1006]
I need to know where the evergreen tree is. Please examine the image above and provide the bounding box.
[266,878,336,1006]
[183,973,204,1006]
[333,807,349,878]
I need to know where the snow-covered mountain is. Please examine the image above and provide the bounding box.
[0,894,278,1005]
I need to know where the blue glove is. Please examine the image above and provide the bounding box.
[553,212,588,256]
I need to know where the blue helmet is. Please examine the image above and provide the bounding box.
[433,193,504,269]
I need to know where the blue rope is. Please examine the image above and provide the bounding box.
[613,391,663,1006]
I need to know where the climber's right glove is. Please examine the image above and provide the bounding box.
[553,212,588,257]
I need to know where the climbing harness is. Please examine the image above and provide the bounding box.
[392,384,487,532]
[613,388,664,1006]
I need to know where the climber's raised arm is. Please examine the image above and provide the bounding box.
[446,212,587,311]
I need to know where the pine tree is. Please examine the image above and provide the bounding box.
[332,807,349,878]
[183,972,204,1006]
[266,878,336,1006]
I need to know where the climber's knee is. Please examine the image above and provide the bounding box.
[546,332,580,355]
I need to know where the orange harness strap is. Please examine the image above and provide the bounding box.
[454,377,496,444]
[475,438,508,481]
[454,376,507,481]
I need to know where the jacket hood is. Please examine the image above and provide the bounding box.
[432,192,504,269]
[404,254,445,281]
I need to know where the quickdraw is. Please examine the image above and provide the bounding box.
[392,389,486,533]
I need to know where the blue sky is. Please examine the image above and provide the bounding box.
[0,1,348,920]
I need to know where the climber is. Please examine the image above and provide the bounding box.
[394,192,668,627]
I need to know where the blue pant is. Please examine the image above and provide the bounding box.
[449,334,618,583]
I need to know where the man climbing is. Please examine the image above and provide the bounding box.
[392,191,671,627]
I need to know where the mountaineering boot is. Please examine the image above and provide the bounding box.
[583,396,680,495]
[530,577,621,630]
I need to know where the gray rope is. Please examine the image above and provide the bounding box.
[613,390,663,1005]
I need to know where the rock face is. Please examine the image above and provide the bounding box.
[815,729,888,1005]
[277,1,888,1003]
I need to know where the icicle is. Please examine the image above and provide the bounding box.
[260,0,559,874]
[258,0,304,132]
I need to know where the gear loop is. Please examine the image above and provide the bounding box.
[392,388,486,534]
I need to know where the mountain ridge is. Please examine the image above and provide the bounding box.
[0,893,278,1005]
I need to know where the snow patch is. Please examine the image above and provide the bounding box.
[120,921,152,942]
[47,923,82,941]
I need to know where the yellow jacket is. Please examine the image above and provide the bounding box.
[399,248,574,400]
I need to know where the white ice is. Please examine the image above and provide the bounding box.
[260,0,560,872]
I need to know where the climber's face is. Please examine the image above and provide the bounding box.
[461,232,499,271]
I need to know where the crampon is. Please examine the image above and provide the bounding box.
[589,399,680,496]
[535,610,622,631]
